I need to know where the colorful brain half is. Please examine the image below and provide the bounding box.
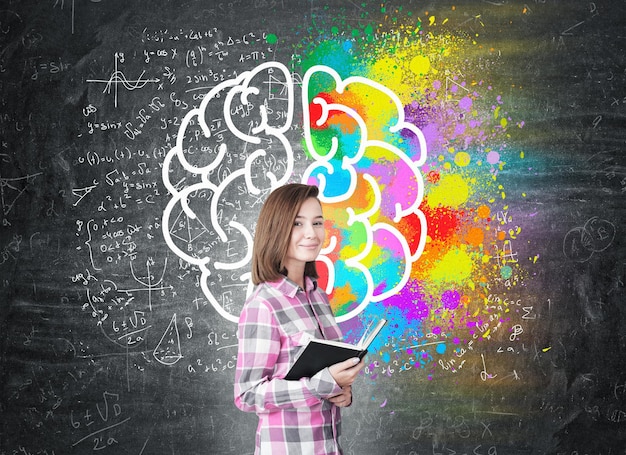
[296,23,531,381]
[302,65,427,322]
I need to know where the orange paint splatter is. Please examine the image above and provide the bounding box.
[465,227,484,246]
[477,204,491,219]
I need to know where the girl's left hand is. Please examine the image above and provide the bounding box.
[328,385,352,407]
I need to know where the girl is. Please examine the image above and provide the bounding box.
[234,183,364,454]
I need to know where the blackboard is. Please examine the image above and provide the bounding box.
[1,1,624,454]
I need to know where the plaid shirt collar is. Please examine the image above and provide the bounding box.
[268,275,318,297]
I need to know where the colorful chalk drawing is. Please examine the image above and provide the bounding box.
[302,64,428,322]
[162,8,533,381]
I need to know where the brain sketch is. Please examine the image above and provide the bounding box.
[162,62,426,323]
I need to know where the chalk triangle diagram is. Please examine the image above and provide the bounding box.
[167,207,210,245]
[0,173,40,223]
[153,313,183,365]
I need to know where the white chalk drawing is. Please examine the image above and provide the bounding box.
[0,171,43,225]
[153,313,183,365]
[86,53,160,108]
[563,216,616,262]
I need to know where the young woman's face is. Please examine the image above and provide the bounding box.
[284,197,326,273]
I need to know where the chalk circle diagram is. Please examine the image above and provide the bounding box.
[161,62,427,324]
[563,216,616,262]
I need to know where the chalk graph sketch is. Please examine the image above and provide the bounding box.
[82,258,175,353]
[160,61,427,325]
[86,52,160,108]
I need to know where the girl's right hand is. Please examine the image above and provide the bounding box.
[328,357,365,388]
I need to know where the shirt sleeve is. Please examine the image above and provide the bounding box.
[234,297,342,413]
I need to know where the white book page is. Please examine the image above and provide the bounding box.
[310,318,386,350]
[310,338,360,350]
[359,319,387,349]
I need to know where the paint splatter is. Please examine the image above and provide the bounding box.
[294,5,530,379]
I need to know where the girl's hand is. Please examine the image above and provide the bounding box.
[328,357,364,388]
[328,385,352,407]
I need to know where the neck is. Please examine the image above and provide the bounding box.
[287,268,306,289]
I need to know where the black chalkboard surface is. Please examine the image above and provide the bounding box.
[1,1,624,454]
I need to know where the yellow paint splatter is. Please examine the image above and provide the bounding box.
[454,151,471,167]
[369,57,403,88]
[427,174,469,208]
[409,55,430,76]
[429,247,474,284]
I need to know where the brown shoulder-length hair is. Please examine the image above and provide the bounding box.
[251,183,321,285]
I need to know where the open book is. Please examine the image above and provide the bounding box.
[284,319,387,380]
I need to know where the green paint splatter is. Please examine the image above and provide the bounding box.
[266,33,278,44]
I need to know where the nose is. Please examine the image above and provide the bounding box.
[304,223,315,238]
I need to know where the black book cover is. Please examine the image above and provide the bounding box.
[284,319,386,380]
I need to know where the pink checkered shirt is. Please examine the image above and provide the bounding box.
[234,276,345,454]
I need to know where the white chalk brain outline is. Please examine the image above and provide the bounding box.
[162,62,426,323]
